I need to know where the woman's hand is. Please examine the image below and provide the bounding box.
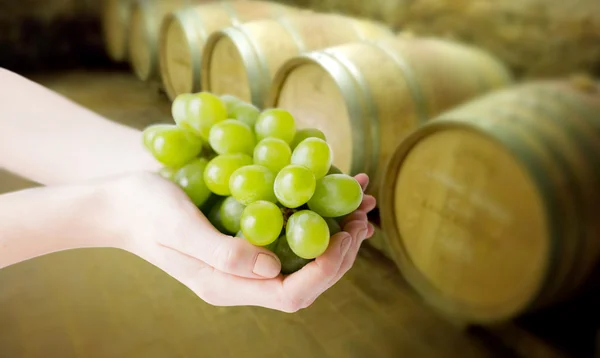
[106,171,376,313]
[0,69,375,309]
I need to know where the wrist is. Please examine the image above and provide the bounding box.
[76,181,129,250]
[95,172,166,254]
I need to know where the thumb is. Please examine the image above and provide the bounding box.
[166,202,282,279]
[208,234,282,279]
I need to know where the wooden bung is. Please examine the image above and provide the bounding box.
[102,0,133,62]
[159,0,297,101]
[201,12,394,108]
[266,35,513,197]
[379,78,600,324]
[128,0,214,82]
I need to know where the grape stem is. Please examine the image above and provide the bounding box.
[280,207,297,228]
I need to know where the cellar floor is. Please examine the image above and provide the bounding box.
[0,69,591,358]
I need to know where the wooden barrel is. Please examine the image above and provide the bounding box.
[366,225,396,262]
[379,77,600,324]
[102,0,133,62]
[266,35,513,197]
[159,0,298,101]
[201,12,394,108]
[128,0,215,82]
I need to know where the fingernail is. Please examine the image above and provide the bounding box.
[340,236,352,255]
[253,253,281,278]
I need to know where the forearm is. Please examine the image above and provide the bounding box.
[0,183,119,268]
[0,68,161,185]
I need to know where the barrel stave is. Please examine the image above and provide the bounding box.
[380,79,600,323]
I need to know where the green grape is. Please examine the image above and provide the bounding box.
[143,124,173,149]
[290,137,332,179]
[173,158,212,207]
[274,165,316,208]
[157,166,177,181]
[286,210,330,259]
[231,103,260,129]
[240,201,283,246]
[201,145,218,160]
[236,229,279,251]
[220,94,243,114]
[290,128,326,149]
[199,194,221,215]
[327,165,343,175]
[325,217,342,235]
[208,119,255,155]
[273,235,313,274]
[263,236,280,252]
[143,124,203,167]
[204,153,253,196]
[308,174,363,217]
[253,138,292,173]
[229,165,276,205]
[180,92,228,140]
[172,93,195,126]
[208,198,229,234]
[254,108,296,144]
[220,196,246,234]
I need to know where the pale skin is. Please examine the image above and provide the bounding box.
[0,68,376,313]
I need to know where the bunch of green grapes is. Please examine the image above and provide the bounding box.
[142,92,363,274]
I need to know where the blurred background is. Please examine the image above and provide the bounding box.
[0,0,599,357]
[0,0,598,76]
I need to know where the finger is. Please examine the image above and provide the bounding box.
[366,223,375,238]
[192,269,285,309]
[326,221,369,290]
[340,210,368,227]
[162,201,282,279]
[354,173,369,191]
[272,231,353,311]
[168,231,354,313]
[305,220,367,300]
[151,244,287,310]
[156,224,360,313]
[315,220,367,294]
[359,195,376,212]
[336,194,375,227]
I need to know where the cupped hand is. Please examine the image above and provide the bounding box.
[106,171,376,313]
